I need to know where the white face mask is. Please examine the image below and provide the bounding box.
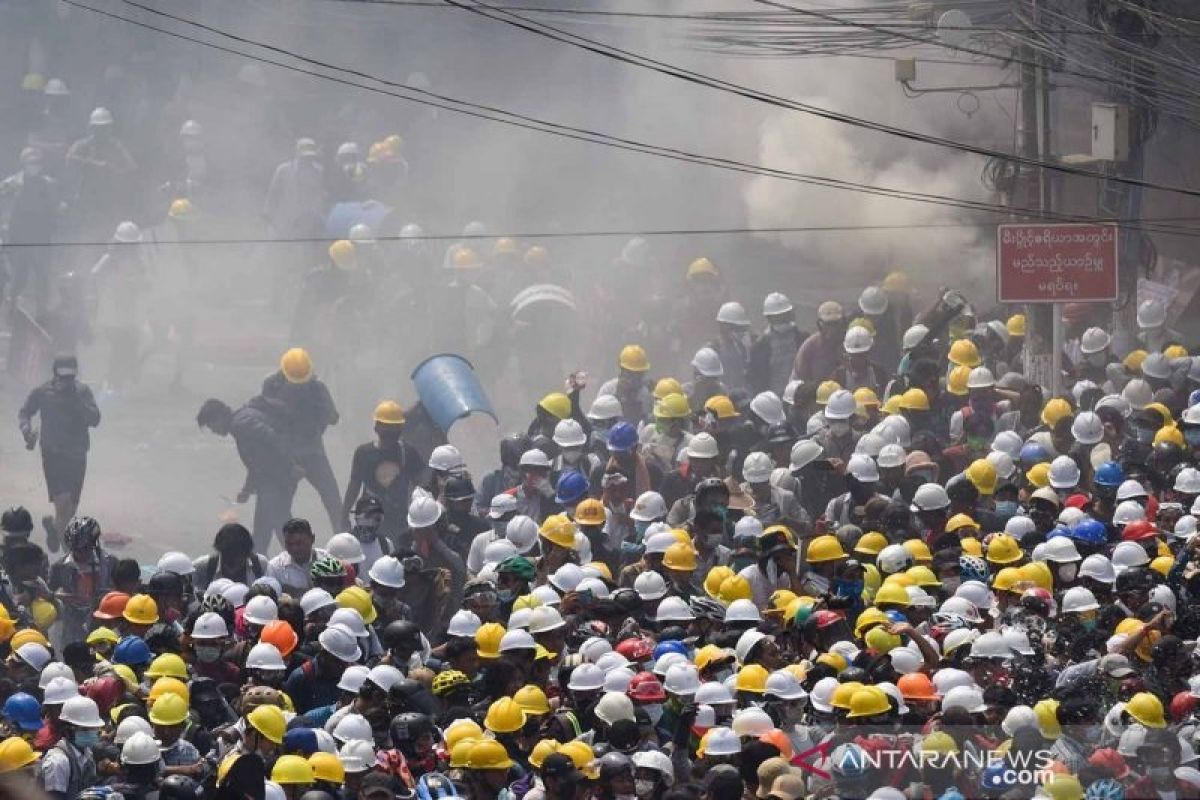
[642,703,664,726]
[635,779,657,797]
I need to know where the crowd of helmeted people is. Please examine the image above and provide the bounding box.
[4,258,1200,800]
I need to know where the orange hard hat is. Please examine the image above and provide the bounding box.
[897,673,939,701]
[260,620,299,658]
[759,729,794,760]
[93,592,131,621]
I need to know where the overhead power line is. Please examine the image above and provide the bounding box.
[440,0,1200,201]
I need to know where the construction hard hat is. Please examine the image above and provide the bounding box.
[965,459,998,495]
[663,542,698,572]
[847,453,880,483]
[373,400,405,425]
[149,692,189,726]
[280,348,313,384]
[1155,426,1185,447]
[806,535,846,563]
[574,498,606,527]
[1137,298,1168,329]
[947,366,971,396]
[539,514,576,549]
[846,686,892,718]
[328,239,356,269]
[859,285,889,315]
[688,257,719,279]
[407,495,443,529]
[1007,313,1026,335]
[1048,455,1081,489]
[873,583,910,607]
[553,418,588,448]
[717,574,752,604]
[168,198,194,220]
[1071,411,1104,445]
[987,534,1022,565]
[898,673,939,701]
[484,697,528,734]
[1080,327,1112,355]
[121,731,162,766]
[90,106,114,126]
[692,347,724,377]
[704,395,739,420]
[900,388,930,411]
[1041,398,1073,428]
[538,392,572,420]
[618,344,650,373]
[429,444,465,473]
[717,301,750,326]
[271,754,315,785]
[743,452,775,483]
[123,594,159,626]
[843,326,874,355]
[854,531,889,556]
[825,389,858,420]
[877,544,913,574]
[912,483,950,512]
[949,339,982,367]
[247,704,287,744]
[1126,692,1167,728]
[0,737,39,774]
[764,292,794,316]
[735,664,769,694]
[967,367,995,389]
[145,653,187,680]
[59,695,103,728]
[475,623,505,659]
[654,392,690,420]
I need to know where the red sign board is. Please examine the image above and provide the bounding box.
[997,223,1119,303]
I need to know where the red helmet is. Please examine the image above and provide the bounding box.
[627,671,667,703]
[1170,691,1197,723]
[81,676,125,716]
[616,637,655,663]
[1064,494,1091,511]
[1121,520,1159,542]
[1087,748,1130,779]
[813,610,846,629]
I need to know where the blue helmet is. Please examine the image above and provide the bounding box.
[554,470,590,505]
[2,692,42,732]
[282,727,318,756]
[653,640,688,660]
[1085,778,1127,800]
[113,635,152,666]
[980,763,1017,793]
[884,609,908,625]
[959,555,989,584]
[1019,442,1050,465]
[607,422,638,453]
[418,773,460,800]
[1189,389,1200,408]
[1094,461,1126,488]
[1068,518,1108,546]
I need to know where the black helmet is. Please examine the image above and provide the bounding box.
[159,775,202,799]
[443,476,475,502]
[389,711,434,746]
[0,506,33,535]
[148,571,184,596]
[500,434,531,469]
[766,422,797,445]
[353,495,383,516]
[382,620,422,652]
[695,477,729,498]
[1116,567,1155,594]
[299,794,337,800]
[598,751,633,781]
[62,516,100,550]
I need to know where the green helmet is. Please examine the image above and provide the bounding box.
[310,556,346,578]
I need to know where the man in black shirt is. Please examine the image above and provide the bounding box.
[342,400,423,546]
[18,354,101,553]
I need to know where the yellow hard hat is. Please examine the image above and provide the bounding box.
[309,751,345,784]
[769,589,798,616]
[873,583,910,607]
[883,572,914,588]
[1043,775,1084,800]
[653,377,683,400]
[247,705,286,744]
[853,387,881,410]
[830,681,865,710]
[863,564,881,593]
[816,380,843,405]
[1145,403,1173,428]
[966,459,998,496]
[806,535,846,563]
[468,739,516,771]
[1155,426,1184,447]
[986,533,1023,565]
[452,247,484,270]
[538,514,576,549]
[514,685,551,716]
[735,664,769,694]
[846,686,892,718]
[149,692,190,726]
[948,339,982,367]
[717,575,752,604]
[484,697,528,734]
[328,239,356,269]
[947,365,971,396]
[1041,398,1073,428]
[493,237,520,257]
[445,718,484,751]
[883,271,911,293]
[558,741,597,778]
[1126,692,1167,728]
[921,731,959,754]
[1150,555,1173,577]
[373,400,405,425]
[87,626,120,647]
[1027,462,1051,489]
[110,664,138,692]
[586,561,613,581]
[529,738,561,769]
[654,393,690,420]
[899,388,930,411]
[854,607,888,637]
[704,395,739,419]
[336,586,378,625]
[663,542,698,572]
[906,565,942,588]
[882,394,904,415]
[271,754,315,785]
[1006,314,1026,337]
[538,392,571,420]
[475,623,505,659]
[687,257,719,279]
[900,540,930,564]
[148,677,189,704]
[21,73,46,92]
[945,514,979,533]
[1123,349,1148,372]
[619,344,650,373]
[145,652,187,680]
[449,738,478,769]
[280,347,313,384]
[168,198,194,220]
[854,531,888,556]
[512,594,541,611]
[849,316,877,336]
[694,644,734,673]
[574,498,606,526]
[123,594,160,626]
[524,245,548,268]
[704,566,735,599]
[1020,561,1053,592]
[0,737,39,774]
[30,598,57,630]
[961,536,983,558]
[1034,698,1061,739]
[992,567,1023,593]
[1164,344,1189,359]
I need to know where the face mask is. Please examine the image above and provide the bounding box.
[351,523,379,543]
[771,321,795,333]
[1057,564,1078,583]
[195,645,223,663]
[535,477,554,497]
[497,588,516,603]
[74,730,100,748]
[812,716,836,735]
[994,500,1019,517]
[642,703,664,725]
[635,779,657,797]
[828,420,851,437]
[1186,428,1200,446]
[561,448,582,464]
[704,533,723,549]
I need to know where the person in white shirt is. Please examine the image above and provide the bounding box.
[267,518,329,596]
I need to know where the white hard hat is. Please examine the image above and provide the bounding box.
[429,444,464,472]
[810,677,840,714]
[156,551,194,576]
[221,582,248,608]
[1001,628,1035,656]
[89,106,114,126]
[931,667,975,696]
[594,691,636,726]
[38,662,74,690]
[1137,298,1168,329]
[655,596,695,623]
[724,599,762,624]
[368,555,406,588]
[1042,536,1081,564]
[843,326,874,355]
[750,392,786,426]
[329,609,367,639]
[587,394,622,421]
[519,448,552,468]
[399,223,424,240]
[859,285,889,315]
[319,626,362,663]
[986,450,1016,480]
[121,731,162,766]
[731,706,775,737]
[243,595,278,626]
[634,570,667,600]
[991,430,1024,459]
[906,586,936,608]
[717,301,750,326]
[1173,515,1198,539]
[941,684,986,714]
[595,651,630,674]
[695,681,735,706]
[348,223,374,244]
[1111,541,1150,572]
[60,695,103,728]
[1080,327,1112,355]
[692,347,724,377]
[876,443,906,470]
[340,738,378,772]
[447,609,482,638]
[550,563,585,593]
[1097,393,1132,417]
[847,453,880,483]
[1142,352,1172,380]
[743,452,775,483]
[604,667,635,693]
[954,580,995,611]
[902,324,929,350]
[1001,705,1038,737]
[790,439,825,472]
[824,389,857,420]
[1071,412,1104,446]
[246,643,286,671]
[528,606,566,634]
[663,663,701,695]
[44,78,69,96]
[483,538,518,570]
[686,433,720,460]
[735,629,771,664]
[332,713,373,744]
[1117,480,1149,502]
[367,664,404,693]
[939,597,982,624]
[1122,379,1153,410]
[877,544,913,575]
[1112,500,1146,528]
[190,611,229,640]
[505,515,539,553]
[580,637,613,663]
[1079,554,1116,584]
[567,663,606,691]
[633,751,675,786]
[968,631,1011,660]
[765,670,807,701]
[407,495,443,528]
[113,220,142,243]
[734,516,763,540]
[553,418,587,448]
[763,292,793,316]
[966,367,995,390]
[855,433,884,458]
[114,715,153,744]
[912,482,951,511]
[499,629,536,653]
[1061,586,1100,613]
[299,588,336,616]
[1048,455,1081,489]
[327,533,365,565]
[630,491,667,522]
[875,415,912,447]
[42,676,79,706]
